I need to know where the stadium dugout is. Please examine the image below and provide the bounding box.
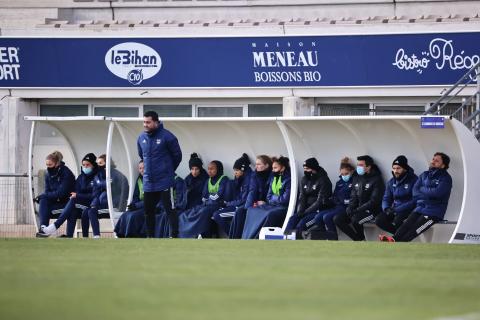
[24,115,480,243]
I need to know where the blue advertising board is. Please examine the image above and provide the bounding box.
[0,32,479,88]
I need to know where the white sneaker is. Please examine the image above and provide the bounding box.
[93,235,101,239]
[43,224,57,236]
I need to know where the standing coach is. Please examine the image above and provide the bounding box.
[137,111,182,238]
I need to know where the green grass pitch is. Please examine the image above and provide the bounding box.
[1,239,479,320]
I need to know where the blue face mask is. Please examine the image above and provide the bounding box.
[356,166,365,176]
[82,166,93,175]
[341,174,351,182]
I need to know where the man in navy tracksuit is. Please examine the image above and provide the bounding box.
[382,152,453,242]
[137,111,182,238]
[376,155,418,235]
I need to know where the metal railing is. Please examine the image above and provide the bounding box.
[424,61,480,140]
[0,173,36,238]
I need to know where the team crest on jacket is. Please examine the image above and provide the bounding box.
[312,185,317,190]
[142,139,146,144]
[365,183,370,189]
[404,184,409,189]
[156,139,161,144]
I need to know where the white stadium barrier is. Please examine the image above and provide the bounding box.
[24,116,480,243]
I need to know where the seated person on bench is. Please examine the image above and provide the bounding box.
[82,154,109,238]
[212,153,253,238]
[229,155,272,239]
[283,157,333,238]
[179,160,230,238]
[301,157,355,240]
[380,152,452,242]
[35,151,75,237]
[39,153,98,238]
[376,155,418,237]
[242,156,291,239]
[334,155,385,241]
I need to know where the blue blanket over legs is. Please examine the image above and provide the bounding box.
[154,211,171,238]
[229,207,247,239]
[179,204,220,238]
[212,205,237,238]
[114,208,146,238]
[241,205,288,239]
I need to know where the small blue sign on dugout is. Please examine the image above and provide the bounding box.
[421,116,445,129]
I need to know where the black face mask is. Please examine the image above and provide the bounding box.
[98,165,106,170]
[304,171,313,179]
[47,167,59,176]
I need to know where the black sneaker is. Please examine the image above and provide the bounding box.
[35,230,48,238]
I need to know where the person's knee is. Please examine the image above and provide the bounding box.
[333,213,344,225]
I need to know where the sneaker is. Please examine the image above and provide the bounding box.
[93,235,100,239]
[36,230,49,238]
[386,235,395,242]
[378,234,389,242]
[43,224,57,236]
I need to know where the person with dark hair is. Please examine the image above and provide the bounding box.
[185,153,209,209]
[334,155,385,241]
[242,156,291,239]
[82,154,108,238]
[39,153,98,238]
[381,152,452,242]
[283,157,333,238]
[375,155,418,235]
[229,155,272,239]
[138,110,182,238]
[212,153,253,237]
[35,151,75,237]
[179,160,230,238]
[301,157,355,240]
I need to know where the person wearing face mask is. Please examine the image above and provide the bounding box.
[229,155,272,239]
[212,153,253,238]
[376,155,418,237]
[242,156,291,239]
[302,157,355,240]
[82,154,108,238]
[283,157,333,238]
[38,153,98,238]
[334,155,385,241]
[35,151,75,237]
[381,152,452,242]
[179,160,230,238]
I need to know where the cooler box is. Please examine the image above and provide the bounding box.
[259,227,284,240]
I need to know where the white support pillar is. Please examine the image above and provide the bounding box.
[0,97,37,174]
[282,96,315,117]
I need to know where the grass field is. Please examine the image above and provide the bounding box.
[1,239,479,320]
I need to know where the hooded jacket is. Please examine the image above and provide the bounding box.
[42,162,75,203]
[266,168,291,207]
[74,167,98,204]
[296,167,333,216]
[412,168,452,219]
[332,175,354,208]
[382,168,418,216]
[347,165,385,215]
[226,167,253,208]
[137,122,182,192]
[185,169,209,209]
[245,169,272,209]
